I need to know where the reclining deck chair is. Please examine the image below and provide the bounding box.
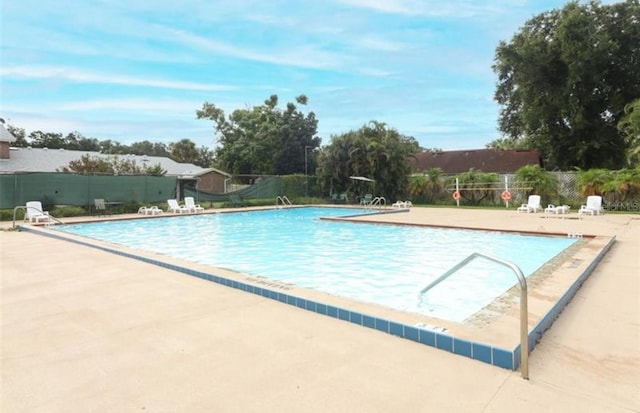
[517,195,542,213]
[579,195,603,216]
[184,197,204,213]
[167,199,190,214]
[25,201,52,223]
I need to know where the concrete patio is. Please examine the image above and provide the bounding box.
[1,207,638,412]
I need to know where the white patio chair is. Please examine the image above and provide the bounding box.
[25,201,52,223]
[517,195,542,213]
[167,199,190,214]
[184,197,204,213]
[578,196,603,216]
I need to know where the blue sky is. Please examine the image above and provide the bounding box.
[0,1,612,150]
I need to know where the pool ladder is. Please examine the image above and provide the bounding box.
[365,196,386,209]
[276,195,293,208]
[419,252,530,380]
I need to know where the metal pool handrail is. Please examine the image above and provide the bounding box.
[275,195,293,208]
[13,205,64,229]
[419,252,529,379]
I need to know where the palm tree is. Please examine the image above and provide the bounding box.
[423,168,444,203]
[577,168,612,197]
[514,165,559,202]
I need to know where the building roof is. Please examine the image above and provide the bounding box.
[0,147,208,177]
[0,124,17,143]
[411,149,542,174]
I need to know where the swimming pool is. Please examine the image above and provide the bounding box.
[53,207,577,323]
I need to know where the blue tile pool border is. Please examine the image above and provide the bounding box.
[21,224,615,373]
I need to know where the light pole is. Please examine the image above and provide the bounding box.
[304,145,312,197]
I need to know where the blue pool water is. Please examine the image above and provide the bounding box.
[54,207,577,322]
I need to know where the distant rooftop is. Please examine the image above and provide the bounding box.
[0,123,17,143]
[0,147,209,177]
[412,149,542,174]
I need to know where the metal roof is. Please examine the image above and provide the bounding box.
[0,147,207,176]
[0,124,17,143]
[412,149,542,174]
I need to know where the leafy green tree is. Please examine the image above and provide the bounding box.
[514,165,559,201]
[618,98,640,167]
[77,136,101,151]
[317,121,419,201]
[408,168,444,203]
[63,131,84,150]
[128,140,169,157]
[485,137,530,150]
[196,146,215,168]
[577,168,612,196]
[58,154,115,174]
[596,168,640,204]
[58,154,158,175]
[99,139,127,154]
[6,125,28,147]
[170,139,199,164]
[452,169,499,205]
[493,0,640,170]
[196,94,320,175]
[28,131,66,149]
[143,163,168,176]
[408,175,428,202]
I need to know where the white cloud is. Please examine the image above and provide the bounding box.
[1,66,235,92]
[169,30,351,71]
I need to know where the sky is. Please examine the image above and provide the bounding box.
[0,0,615,151]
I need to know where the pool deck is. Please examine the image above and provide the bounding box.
[1,207,638,412]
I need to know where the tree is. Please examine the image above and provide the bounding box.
[28,131,66,149]
[578,167,640,203]
[58,154,115,174]
[485,137,530,150]
[453,169,499,205]
[408,168,444,203]
[317,121,419,201]
[99,139,127,154]
[170,139,199,164]
[493,0,640,170]
[58,154,165,175]
[514,164,559,201]
[196,94,320,175]
[618,98,640,167]
[6,125,28,147]
[196,146,215,168]
[577,168,612,196]
[128,140,169,157]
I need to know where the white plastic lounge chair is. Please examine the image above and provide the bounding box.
[517,195,542,213]
[138,206,163,215]
[579,195,603,216]
[25,201,51,223]
[392,200,413,208]
[167,199,189,214]
[184,197,204,213]
[544,204,570,215]
[94,198,107,215]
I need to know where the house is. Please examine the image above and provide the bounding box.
[0,124,231,195]
[411,149,542,174]
[0,122,16,159]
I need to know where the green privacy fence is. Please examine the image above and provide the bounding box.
[184,176,285,202]
[0,173,178,209]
